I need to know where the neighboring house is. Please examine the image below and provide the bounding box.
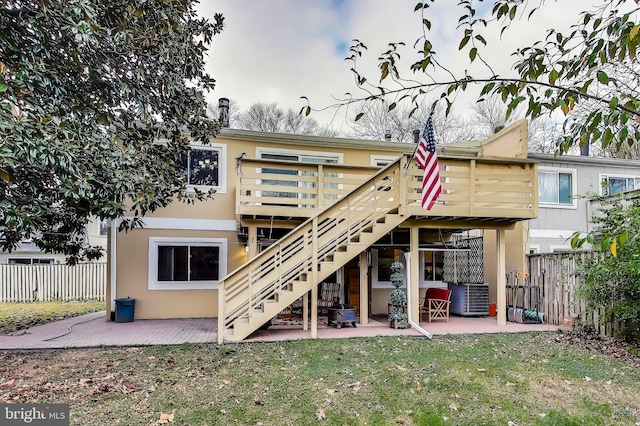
[108,120,538,342]
[527,153,640,253]
[0,217,108,264]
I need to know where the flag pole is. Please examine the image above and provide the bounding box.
[403,101,438,176]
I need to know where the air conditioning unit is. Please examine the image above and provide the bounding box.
[449,283,489,316]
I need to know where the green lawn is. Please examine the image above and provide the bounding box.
[1,332,639,425]
[0,300,105,334]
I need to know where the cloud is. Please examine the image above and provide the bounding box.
[197,0,591,130]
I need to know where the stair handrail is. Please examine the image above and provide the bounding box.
[218,154,410,340]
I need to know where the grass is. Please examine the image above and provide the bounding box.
[1,303,638,424]
[0,300,105,334]
[1,333,639,425]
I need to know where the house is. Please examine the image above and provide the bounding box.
[0,217,107,264]
[107,119,538,342]
[527,153,640,253]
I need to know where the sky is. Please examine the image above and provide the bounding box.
[196,0,592,133]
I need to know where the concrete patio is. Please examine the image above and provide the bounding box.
[0,311,560,350]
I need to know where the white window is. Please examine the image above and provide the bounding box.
[180,143,227,194]
[148,238,227,290]
[538,167,576,208]
[421,250,444,282]
[256,147,342,204]
[600,174,640,196]
[8,258,55,265]
[370,155,397,167]
[371,248,406,288]
[99,220,108,237]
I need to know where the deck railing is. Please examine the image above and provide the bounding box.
[236,154,537,220]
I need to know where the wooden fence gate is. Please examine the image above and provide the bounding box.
[527,252,623,337]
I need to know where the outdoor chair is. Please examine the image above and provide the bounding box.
[317,282,341,315]
[421,287,452,322]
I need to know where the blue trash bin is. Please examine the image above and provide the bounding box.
[114,297,136,323]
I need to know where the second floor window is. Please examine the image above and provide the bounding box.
[539,169,574,206]
[601,175,640,196]
[178,143,227,193]
[182,147,219,187]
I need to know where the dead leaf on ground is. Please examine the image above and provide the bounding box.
[154,410,175,424]
[316,408,326,421]
[1,379,15,387]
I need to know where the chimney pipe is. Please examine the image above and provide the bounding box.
[580,142,589,157]
[218,97,230,128]
[384,130,392,141]
[413,129,420,144]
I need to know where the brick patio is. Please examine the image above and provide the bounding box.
[0,311,560,350]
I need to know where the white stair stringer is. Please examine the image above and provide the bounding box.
[218,156,409,342]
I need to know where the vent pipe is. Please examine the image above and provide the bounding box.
[413,129,420,144]
[218,97,230,128]
[580,142,589,157]
[384,130,392,141]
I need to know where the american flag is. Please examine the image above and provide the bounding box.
[414,114,441,210]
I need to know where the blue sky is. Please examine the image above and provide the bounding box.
[197,0,587,131]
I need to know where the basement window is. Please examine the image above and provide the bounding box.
[148,237,227,290]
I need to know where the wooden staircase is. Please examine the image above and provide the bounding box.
[217,155,410,342]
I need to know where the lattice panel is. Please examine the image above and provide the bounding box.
[442,237,484,284]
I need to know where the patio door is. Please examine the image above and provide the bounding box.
[345,257,371,316]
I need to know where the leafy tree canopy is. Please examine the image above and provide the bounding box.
[303,0,640,155]
[573,194,640,340]
[0,0,224,263]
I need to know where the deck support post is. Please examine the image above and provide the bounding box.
[311,217,319,338]
[496,228,507,326]
[409,226,420,324]
[359,251,368,325]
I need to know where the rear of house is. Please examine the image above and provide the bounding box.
[108,121,538,342]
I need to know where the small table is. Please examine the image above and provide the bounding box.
[327,307,357,329]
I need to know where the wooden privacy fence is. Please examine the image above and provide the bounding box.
[527,252,622,337]
[0,263,106,302]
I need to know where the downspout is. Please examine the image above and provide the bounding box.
[404,252,432,338]
[109,219,117,321]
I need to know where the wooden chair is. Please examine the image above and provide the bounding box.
[317,282,341,315]
[421,288,452,322]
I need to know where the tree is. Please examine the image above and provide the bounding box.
[573,196,640,341]
[347,101,480,144]
[0,0,224,263]
[237,102,338,137]
[303,0,640,155]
